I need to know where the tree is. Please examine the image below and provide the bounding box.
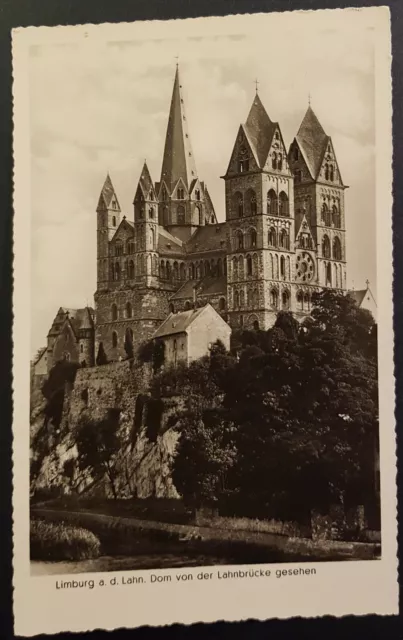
[41,360,80,428]
[170,291,378,521]
[124,329,134,360]
[76,409,121,499]
[96,342,108,366]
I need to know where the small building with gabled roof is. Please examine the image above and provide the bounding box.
[153,303,231,367]
[46,306,95,372]
[348,282,377,322]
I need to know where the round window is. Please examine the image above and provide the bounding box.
[296,252,315,282]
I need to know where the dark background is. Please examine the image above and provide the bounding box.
[1,0,402,638]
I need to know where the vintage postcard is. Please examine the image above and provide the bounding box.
[12,6,397,635]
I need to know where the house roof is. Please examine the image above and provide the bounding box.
[160,65,198,192]
[295,106,329,180]
[244,94,277,168]
[48,307,95,338]
[195,275,227,296]
[33,347,47,365]
[158,227,185,255]
[185,223,227,254]
[169,279,199,301]
[348,287,377,308]
[153,305,207,338]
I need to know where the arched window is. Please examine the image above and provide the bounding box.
[149,206,155,219]
[322,202,331,226]
[238,255,244,279]
[219,297,226,311]
[325,164,330,180]
[267,189,277,215]
[297,291,303,311]
[204,260,210,276]
[250,228,257,248]
[272,152,277,170]
[177,205,185,224]
[126,302,132,319]
[112,216,116,227]
[232,256,238,280]
[173,262,179,280]
[270,289,278,308]
[111,304,118,321]
[169,303,175,314]
[237,193,244,218]
[166,262,171,280]
[332,205,341,228]
[115,241,123,256]
[180,263,186,279]
[177,188,185,200]
[278,192,289,217]
[217,258,223,277]
[322,235,331,258]
[240,290,245,307]
[152,255,158,276]
[115,262,121,280]
[246,255,252,276]
[189,263,195,279]
[127,240,135,254]
[112,331,118,349]
[282,290,290,310]
[234,290,240,308]
[326,262,332,286]
[330,165,334,181]
[196,206,202,225]
[246,189,257,216]
[304,293,310,310]
[280,255,285,279]
[277,154,283,171]
[160,260,166,279]
[279,229,289,250]
[333,237,342,260]
[150,228,155,249]
[128,260,135,279]
[236,230,244,250]
[252,318,260,331]
[195,189,201,201]
[196,263,201,279]
[268,227,277,247]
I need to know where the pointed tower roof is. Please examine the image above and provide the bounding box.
[136,161,154,199]
[295,106,329,179]
[97,173,120,210]
[244,93,277,168]
[160,65,198,192]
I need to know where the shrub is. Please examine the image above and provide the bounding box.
[30,518,101,561]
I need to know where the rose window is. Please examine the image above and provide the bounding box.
[296,253,315,282]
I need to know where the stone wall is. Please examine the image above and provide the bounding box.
[31,360,181,500]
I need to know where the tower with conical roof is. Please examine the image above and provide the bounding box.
[289,104,347,297]
[96,173,121,290]
[157,65,217,241]
[222,90,294,330]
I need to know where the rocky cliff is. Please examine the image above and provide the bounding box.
[30,360,181,500]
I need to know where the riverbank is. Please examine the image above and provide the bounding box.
[31,507,381,569]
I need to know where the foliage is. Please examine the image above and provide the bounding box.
[41,360,80,428]
[96,342,108,366]
[169,291,378,519]
[137,339,165,373]
[124,330,134,360]
[30,518,101,561]
[76,409,121,499]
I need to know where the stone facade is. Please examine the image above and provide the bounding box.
[92,68,349,362]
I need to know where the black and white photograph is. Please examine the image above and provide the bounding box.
[12,6,397,634]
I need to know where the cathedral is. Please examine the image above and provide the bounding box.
[93,64,347,362]
[44,64,349,369]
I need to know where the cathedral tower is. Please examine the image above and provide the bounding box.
[158,65,216,241]
[223,92,294,330]
[289,105,347,306]
[96,173,121,292]
[133,161,159,287]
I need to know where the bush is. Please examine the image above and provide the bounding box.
[30,518,101,561]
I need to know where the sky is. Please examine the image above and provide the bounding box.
[29,10,377,356]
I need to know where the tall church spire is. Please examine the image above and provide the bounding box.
[295,105,329,180]
[160,65,198,193]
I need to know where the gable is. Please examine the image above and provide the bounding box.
[264,127,291,174]
[224,125,260,177]
[158,180,170,201]
[172,177,188,199]
[317,138,344,186]
[288,139,314,183]
[110,218,134,245]
[295,213,315,245]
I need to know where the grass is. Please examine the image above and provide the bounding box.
[30,518,101,561]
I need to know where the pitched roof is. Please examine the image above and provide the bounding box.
[48,307,95,338]
[97,173,120,210]
[295,106,329,180]
[195,275,227,296]
[169,279,199,301]
[160,65,198,192]
[244,94,277,168]
[136,161,154,199]
[33,347,47,365]
[185,223,227,254]
[153,306,207,338]
[348,287,377,308]
[158,227,185,255]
